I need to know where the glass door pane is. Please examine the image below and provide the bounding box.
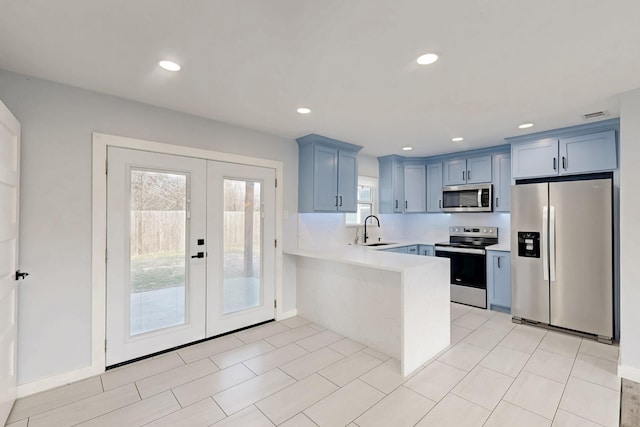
[223,179,261,314]
[129,169,187,335]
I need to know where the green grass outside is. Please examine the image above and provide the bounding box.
[130,252,185,293]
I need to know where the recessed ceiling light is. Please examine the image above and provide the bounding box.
[452,137,464,142]
[297,107,311,114]
[402,146,413,151]
[159,60,181,72]
[518,123,534,129]
[417,53,439,65]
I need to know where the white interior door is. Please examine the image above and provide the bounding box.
[0,100,20,424]
[206,161,276,336]
[106,148,207,365]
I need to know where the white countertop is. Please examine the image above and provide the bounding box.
[486,243,511,252]
[284,245,448,273]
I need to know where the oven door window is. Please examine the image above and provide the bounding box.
[436,251,486,289]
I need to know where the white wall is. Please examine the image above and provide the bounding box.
[0,70,298,385]
[619,88,640,381]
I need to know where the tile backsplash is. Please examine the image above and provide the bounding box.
[297,212,511,249]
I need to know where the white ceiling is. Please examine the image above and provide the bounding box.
[1,0,639,157]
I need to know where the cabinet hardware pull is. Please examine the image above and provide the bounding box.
[405,200,408,209]
[562,156,567,169]
[498,257,501,268]
[496,197,499,207]
[439,200,441,209]
[395,200,398,209]
[339,195,343,206]
[335,195,338,207]
[467,170,471,180]
[553,157,557,170]
[462,171,465,181]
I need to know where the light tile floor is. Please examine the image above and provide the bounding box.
[6,304,621,427]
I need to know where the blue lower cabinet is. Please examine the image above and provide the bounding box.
[487,250,511,313]
[419,245,434,256]
[384,246,409,254]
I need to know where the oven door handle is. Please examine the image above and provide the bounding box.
[434,246,485,255]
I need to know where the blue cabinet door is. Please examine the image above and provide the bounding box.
[312,144,339,211]
[559,130,617,175]
[443,159,467,186]
[338,150,358,212]
[403,164,426,213]
[487,251,511,312]
[466,155,492,183]
[384,246,409,254]
[511,138,559,179]
[493,154,511,212]
[393,161,405,213]
[419,245,434,256]
[378,156,405,214]
[427,163,443,213]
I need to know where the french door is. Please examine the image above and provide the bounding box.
[106,147,275,366]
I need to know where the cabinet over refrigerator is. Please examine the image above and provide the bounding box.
[510,176,613,343]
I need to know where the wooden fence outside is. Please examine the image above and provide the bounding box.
[130,211,261,256]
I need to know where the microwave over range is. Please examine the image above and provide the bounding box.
[441,184,492,213]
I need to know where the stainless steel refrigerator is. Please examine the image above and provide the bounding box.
[510,178,613,341]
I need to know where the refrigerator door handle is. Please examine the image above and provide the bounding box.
[549,205,556,282]
[542,206,549,280]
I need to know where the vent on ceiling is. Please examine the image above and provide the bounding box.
[582,110,609,121]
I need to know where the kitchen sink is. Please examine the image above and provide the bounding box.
[364,242,397,247]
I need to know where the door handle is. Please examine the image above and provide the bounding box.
[339,195,343,207]
[191,252,205,259]
[335,196,338,207]
[15,270,29,280]
[497,257,501,268]
[542,206,549,280]
[439,200,441,209]
[405,200,408,209]
[549,205,556,282]
[562,156,567,169]
[496,197,499,208]
[553,157,557,170]
[462,171,465,181]
[467,170,471,180]
[395,200,398,209]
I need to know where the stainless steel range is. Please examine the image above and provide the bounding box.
[435,226,498,309]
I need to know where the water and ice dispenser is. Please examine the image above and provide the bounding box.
[517,232,540,258]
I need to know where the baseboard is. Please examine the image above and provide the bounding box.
[618,363,640,383]
[277,309,298,321]
[16,364,104,398]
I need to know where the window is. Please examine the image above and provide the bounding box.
[345,176,378,226]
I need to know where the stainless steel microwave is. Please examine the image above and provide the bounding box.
[441,184,492,212]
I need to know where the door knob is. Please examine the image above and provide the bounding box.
[191,252,205,259]
[15,270,29,280]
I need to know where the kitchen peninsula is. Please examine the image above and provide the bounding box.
[285,246,450,376]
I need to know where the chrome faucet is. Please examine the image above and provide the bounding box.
[363,215,380,243]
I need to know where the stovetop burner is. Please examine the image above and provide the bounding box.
[435,226,499,248]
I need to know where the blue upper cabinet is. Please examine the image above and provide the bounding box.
[493,153,511,212]
[427,163,443,213]
[443,155,492,186]
[508,119,619,180]
[403,164,426,213]
[379,155,405,213]
[443,159,466,186]
[511,138,560,179]
[297,134,362,213]
[559,130,617,175]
